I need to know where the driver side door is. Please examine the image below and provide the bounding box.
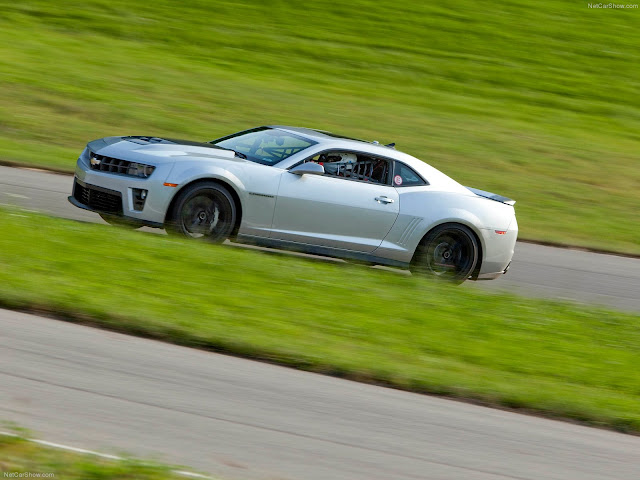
[271,151,399,252]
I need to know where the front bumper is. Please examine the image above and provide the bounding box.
[70,156,175,226]
[67,182,163,228]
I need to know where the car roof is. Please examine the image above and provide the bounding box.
[269,125,368,142]
[270,125,409,159]
[269,125,462,187]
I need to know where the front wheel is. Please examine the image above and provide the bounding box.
[167,182,236,243]
[411,224,479,284]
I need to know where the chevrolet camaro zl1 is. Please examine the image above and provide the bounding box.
[69,126,517,282]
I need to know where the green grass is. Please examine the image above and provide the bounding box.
[0,1,639,253]
[0,426,197,479]
[1,208,639,433]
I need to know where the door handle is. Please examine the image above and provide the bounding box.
[375,196,394,204]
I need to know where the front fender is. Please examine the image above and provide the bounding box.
[165,162,247,198]
[162,161,283,235]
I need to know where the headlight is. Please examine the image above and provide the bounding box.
[127,162,155,178]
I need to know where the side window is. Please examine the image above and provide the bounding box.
[305,151,390,185]
[393,162,427,187]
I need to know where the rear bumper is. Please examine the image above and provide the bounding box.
[476,217,518,279]
[475,261,511,280]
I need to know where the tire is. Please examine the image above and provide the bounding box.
[411,223,479,284]
[99,213,140,229]
[167,182,236,243]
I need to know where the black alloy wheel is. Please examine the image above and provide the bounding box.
[413,223,479,283]
[168,182,236,243]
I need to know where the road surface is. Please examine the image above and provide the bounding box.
[1,309,639,480]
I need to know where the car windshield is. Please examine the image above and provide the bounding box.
[211,127,316,166]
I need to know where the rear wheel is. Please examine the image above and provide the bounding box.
[167,182,236,243]
[412,223,478,284]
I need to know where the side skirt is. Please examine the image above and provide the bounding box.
[235,234,410,268]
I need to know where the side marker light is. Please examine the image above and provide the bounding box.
[163,183,178,187]
[495,230,507,235]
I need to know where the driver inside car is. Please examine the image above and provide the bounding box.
[321,152,358,177]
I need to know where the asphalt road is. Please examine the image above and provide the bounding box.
[2,165,639,312]
[2,309,639,480]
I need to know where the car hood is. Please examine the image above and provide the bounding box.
[87,135,244,165]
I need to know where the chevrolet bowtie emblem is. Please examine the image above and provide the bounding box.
[90,156,101,166]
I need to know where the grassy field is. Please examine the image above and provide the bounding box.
[0,427,200,479]
[0,1,639,253]
[1,209,639,433]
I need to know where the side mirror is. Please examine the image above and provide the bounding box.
[289,163,325,176]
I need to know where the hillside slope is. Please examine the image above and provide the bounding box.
[0,0,638,252]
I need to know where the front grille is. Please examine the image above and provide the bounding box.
[73,180,123,214]
[90,154,155,177]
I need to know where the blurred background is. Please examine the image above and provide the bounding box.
[1,2,640,477]
[1,0,638,254]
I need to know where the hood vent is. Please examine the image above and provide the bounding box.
[124,136,174,145]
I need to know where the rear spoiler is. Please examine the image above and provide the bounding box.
[466,187,516,206]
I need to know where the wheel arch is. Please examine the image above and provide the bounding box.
[411,220,484,279]
[164,177,243,238]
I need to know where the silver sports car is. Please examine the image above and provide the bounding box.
[69,126,517,282]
